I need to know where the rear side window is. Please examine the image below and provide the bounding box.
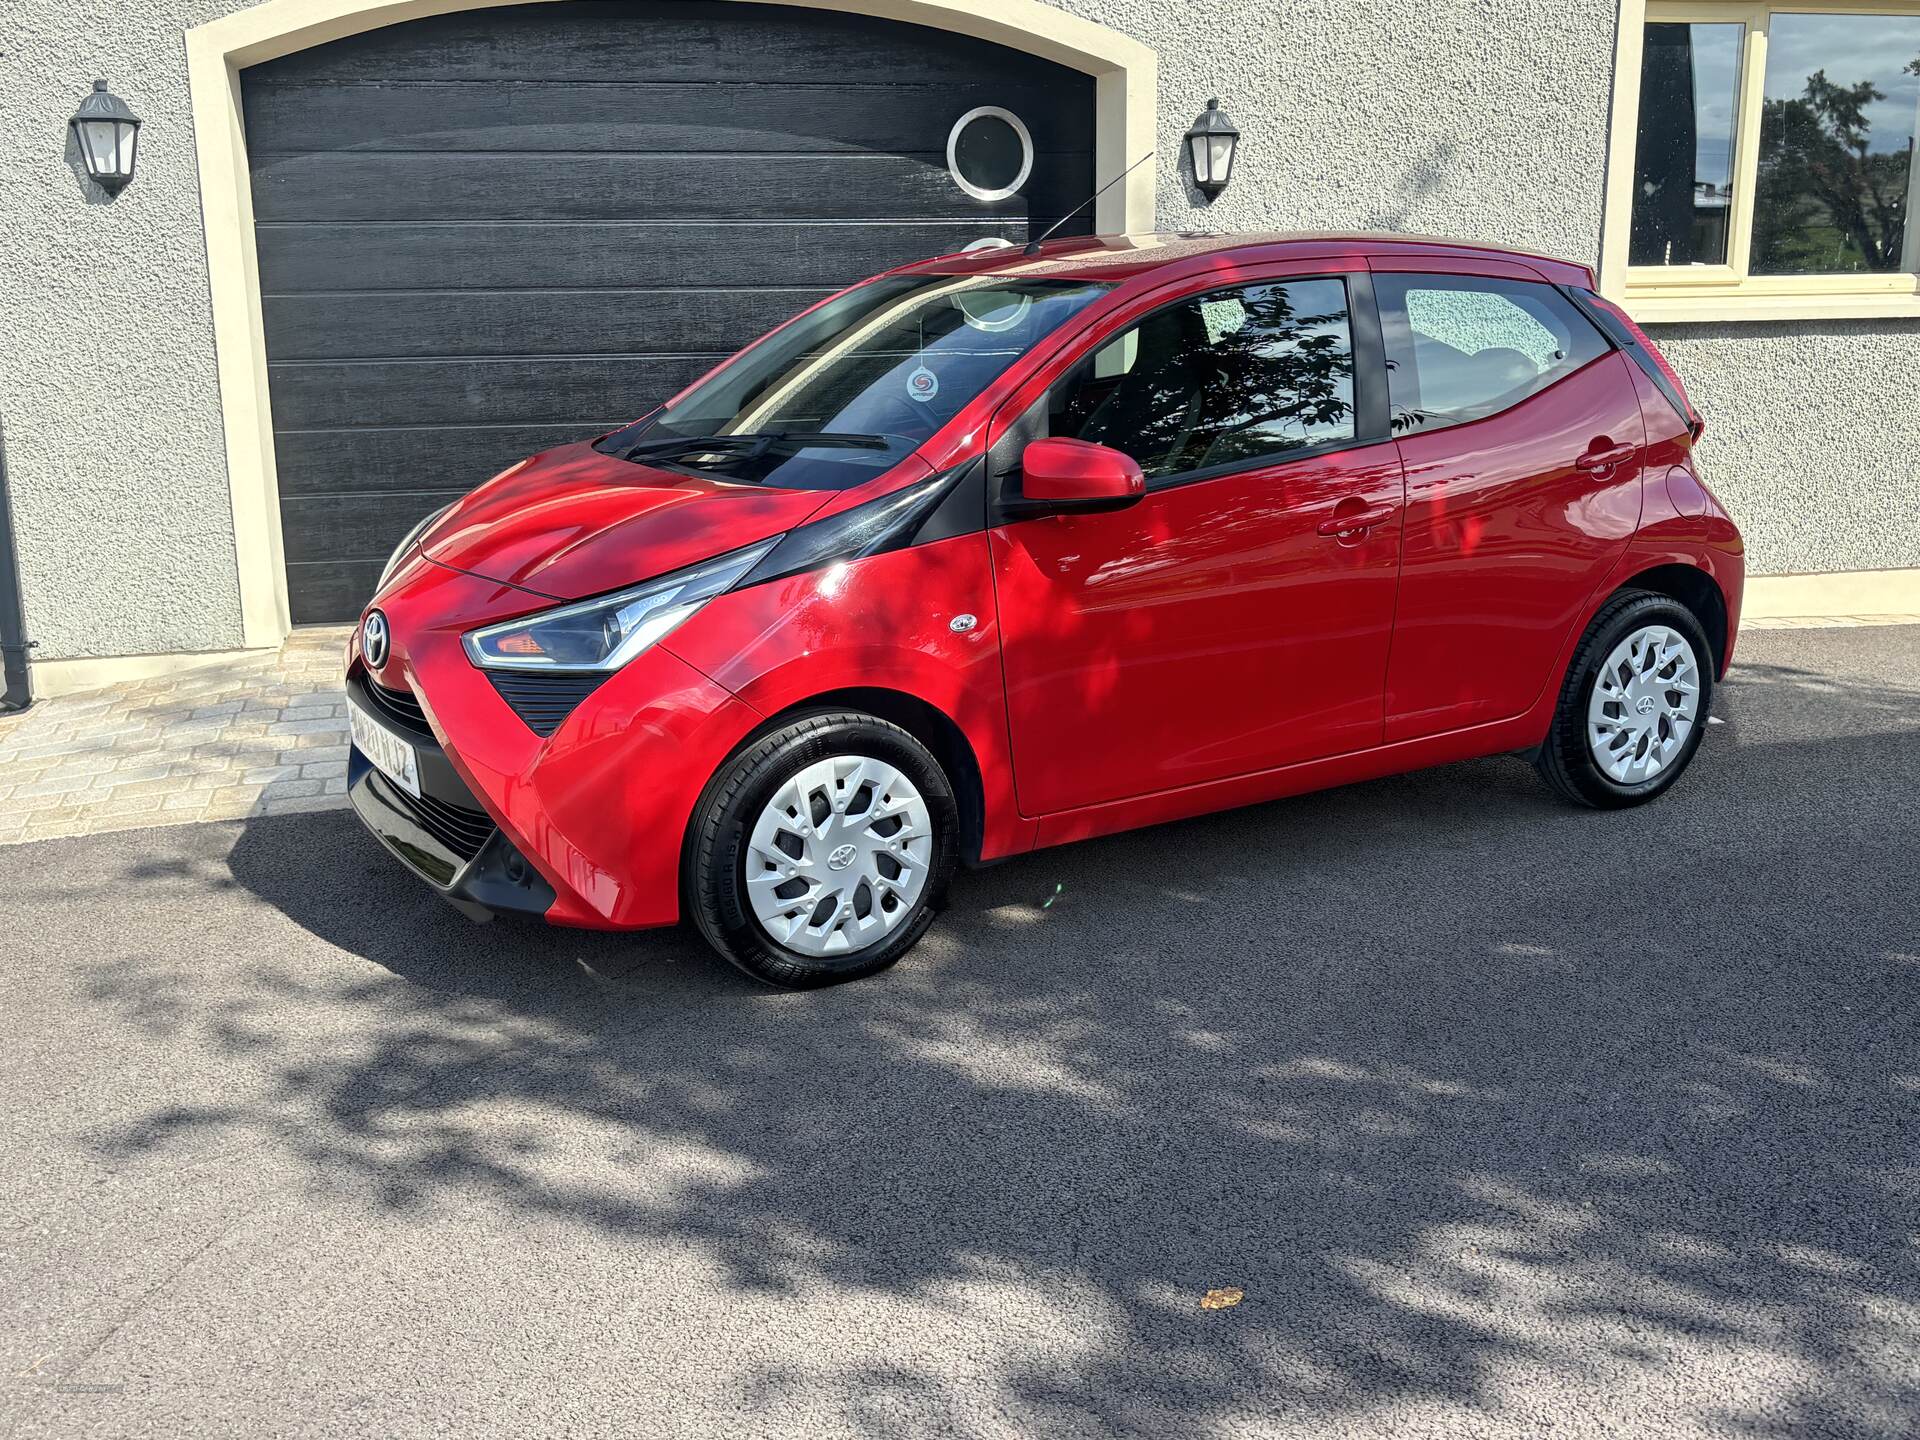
[1046,277,1357,480]
[1377,274,1610,434]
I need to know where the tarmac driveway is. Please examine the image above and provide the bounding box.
[2,626,1916,1438]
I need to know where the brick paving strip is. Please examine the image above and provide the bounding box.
[2,614,1917,847]
[1742,613,1920,629]
[0,627,352,847]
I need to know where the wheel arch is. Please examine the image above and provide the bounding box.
[718,687,989,867]
[1614,562,1731,676]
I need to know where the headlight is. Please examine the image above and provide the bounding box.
[379,503,451,589]
[462,540,779,673]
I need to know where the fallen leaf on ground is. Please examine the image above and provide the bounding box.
[1200,1287,1244,1310]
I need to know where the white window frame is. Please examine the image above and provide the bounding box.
[1602,0,1920,321]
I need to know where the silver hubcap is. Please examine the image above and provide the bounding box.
[1587,624,1702,784]
[745,754,933,958]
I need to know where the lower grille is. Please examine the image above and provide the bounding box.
[367,769,495,862]
[360,676,435,740]
[487,671,609,738]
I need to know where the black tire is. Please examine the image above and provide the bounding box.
[1536,590,1715,809]
[686,710,959,988]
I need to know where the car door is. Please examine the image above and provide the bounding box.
[1373,265,1647,743]
[987,267,1406,818]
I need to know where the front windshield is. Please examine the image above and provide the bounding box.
[595,273,1111,489]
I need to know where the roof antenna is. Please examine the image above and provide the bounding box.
[1023,152,1155,256]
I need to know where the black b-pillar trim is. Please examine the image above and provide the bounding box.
[1346,269,1391,445]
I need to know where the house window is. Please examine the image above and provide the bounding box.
[1631,22,1745,267]
[1608,2,1920,320]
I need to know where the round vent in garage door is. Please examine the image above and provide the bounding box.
[947,106,1035,201]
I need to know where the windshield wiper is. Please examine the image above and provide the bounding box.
[750,430,892,449]
[611,430,890,464]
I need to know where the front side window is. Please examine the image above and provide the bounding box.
[599,273,1110,489]
[1378,275,1611,432]
[1045,277,1357,480]
[1614,4,1920,319]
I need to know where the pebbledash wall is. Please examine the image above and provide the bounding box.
[1,0,1916,693]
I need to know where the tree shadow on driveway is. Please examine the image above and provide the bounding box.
[56,637,1920,1437]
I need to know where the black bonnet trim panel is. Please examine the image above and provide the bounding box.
[737,459,984,590]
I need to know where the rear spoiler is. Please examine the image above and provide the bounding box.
[1564,288,1704,442]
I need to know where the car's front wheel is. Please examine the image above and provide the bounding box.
[687,711,959,987]
[1537,590,1716,809]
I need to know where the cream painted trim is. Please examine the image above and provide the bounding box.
[185,0,1158,652]
[186,29,286,649]
[29,645,280,700]
[1743,568,1920,619]
[1602,0,1920,323]
[1634,291,1920,321]
[1598,1,1645,303]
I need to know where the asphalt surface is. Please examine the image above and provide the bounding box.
[2,625,1917,1439]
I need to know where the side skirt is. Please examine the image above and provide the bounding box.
[1030,712,1549,850]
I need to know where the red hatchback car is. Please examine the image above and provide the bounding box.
[347,232,1743,986]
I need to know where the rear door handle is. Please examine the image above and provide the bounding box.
[1317,505,1396,538]
[1576,442,1636,472]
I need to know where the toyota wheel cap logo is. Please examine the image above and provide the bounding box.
[362,610,390,669]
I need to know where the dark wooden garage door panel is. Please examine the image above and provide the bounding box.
[274,425,616,499]
[244,79,1095,155]
[269,356,709,429]
[256,219,1047,292]
[252,153,1090,224]
[245,0,1095,624]
[262,288,822,361]
[286,562,405,624]
[283,490,477,564]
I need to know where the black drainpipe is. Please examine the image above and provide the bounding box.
[0,419,35,713]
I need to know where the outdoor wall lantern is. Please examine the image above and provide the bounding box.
[69,80,142,195]
[1186,98,1240,200]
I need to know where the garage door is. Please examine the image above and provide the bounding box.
[242,1,1097,623]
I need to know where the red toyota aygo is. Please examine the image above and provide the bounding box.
[347,232,1743,987]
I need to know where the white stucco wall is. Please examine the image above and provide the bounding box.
[0,0,1914,663]
[1099,0,1623,265]
[1649,322,1920,574]
[2,4,245,660]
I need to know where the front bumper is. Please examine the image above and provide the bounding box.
[346,670,557,921]
[346,558,767,930]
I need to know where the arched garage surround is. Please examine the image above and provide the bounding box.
[185,0,1157,639]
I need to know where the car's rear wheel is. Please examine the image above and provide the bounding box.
[687,711,959,987]
[1537,590,1715,808]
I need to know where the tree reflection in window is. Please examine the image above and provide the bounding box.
[1752,15,1920,274]
[1052,278,1355,480]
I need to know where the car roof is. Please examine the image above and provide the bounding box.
[900,231,1596,290]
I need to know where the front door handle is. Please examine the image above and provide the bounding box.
[1317,504,1396,538]
[1576,441,1636,472]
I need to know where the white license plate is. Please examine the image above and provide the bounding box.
[349,697,421,799]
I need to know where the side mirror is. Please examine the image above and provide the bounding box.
[1010,437,1146,516]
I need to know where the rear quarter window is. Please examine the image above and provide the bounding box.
[1378,274,1610,434]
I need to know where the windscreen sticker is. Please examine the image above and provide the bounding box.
[907,365,940,403]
